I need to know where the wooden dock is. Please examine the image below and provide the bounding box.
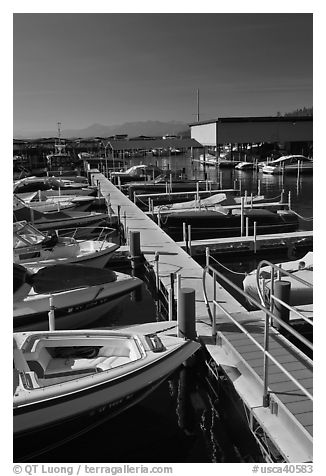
[176,231,313,256]
[91,171,313,463]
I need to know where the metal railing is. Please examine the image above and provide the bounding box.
[54,226,116,250]
[203,247,313,408]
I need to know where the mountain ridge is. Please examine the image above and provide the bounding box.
[14,120,189,140]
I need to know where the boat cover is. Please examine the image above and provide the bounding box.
[31,264,117,293]
[243,252,313,307]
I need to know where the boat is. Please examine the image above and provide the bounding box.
[46,122,82,175]
[218,158,241,168]
[14,221,119,270]
[16,191,97,213]
[199,153,217,165]
[13,196,112,234]
[152,192,273,213]
[13,327,200,437]
[261,155,313,174]
[235,161,256,171]
[243,252,313,309]
[150,208,299,241]
[123,176,220,196]
[110,165,163,184]
[13,263,142,331]
[13,177,98,196]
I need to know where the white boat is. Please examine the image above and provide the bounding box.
[13,196,110,233]
[261,155,313,174]
[14,221,119,270]
[13,263,142,331]
[16,191,96,213]
[235,161,255,171]
[243,252,313,308]
[153,192,271,213]
[199,153,217,165]
[13,328,200,436]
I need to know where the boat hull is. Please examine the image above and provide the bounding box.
[13,274,141,331]
[154,209,299,240]
[13,334,199,436]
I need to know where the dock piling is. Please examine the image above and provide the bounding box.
[272,280,291,330]
[177,288,196,340]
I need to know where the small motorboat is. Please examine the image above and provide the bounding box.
[151,208,299,240]
[13,196,112,233]
[13,328,200,436]
[235,161,255,171]
[14,177,98,196]
[110,164,163,184]
[16,191,97,213]
[14,221,119,270]
[153,192,273,213]
[243,252,313,309]
[261,155,313,174]
[199,153,217,165]
[13,263,142,331]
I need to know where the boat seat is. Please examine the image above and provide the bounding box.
[43,355,133,378]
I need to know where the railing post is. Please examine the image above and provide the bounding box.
[154,251,160,296]
[240,196,245,237]
[253,221,257,253]
[262,310,270,407]
[48,295,55,331]
[188,224,192,256]
[168,288,173,321]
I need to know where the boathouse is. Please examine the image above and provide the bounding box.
[189,116,313,151]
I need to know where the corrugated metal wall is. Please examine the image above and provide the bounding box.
[191,119,312,145]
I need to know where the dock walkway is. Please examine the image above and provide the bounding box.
[91,171,313,463]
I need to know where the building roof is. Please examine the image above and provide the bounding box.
[189,116,313,127]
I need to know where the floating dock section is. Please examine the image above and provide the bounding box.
[91,171,313,463]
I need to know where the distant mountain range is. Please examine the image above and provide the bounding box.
[14,120,190,140]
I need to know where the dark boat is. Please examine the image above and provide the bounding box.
[151,208,299,241]
[123,175,220,198]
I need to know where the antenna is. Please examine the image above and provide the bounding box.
[196,89,200,122]
[57,122,61,144]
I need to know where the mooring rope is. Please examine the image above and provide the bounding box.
[289,209,313,221]
[208,253,247,276]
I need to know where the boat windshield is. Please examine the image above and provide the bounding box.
[14,223,45,248]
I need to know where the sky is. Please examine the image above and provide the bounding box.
[13,12,313,136]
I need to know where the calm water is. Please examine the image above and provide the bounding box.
[17,154,313,463]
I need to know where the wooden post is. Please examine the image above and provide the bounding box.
[288,191,292,210]
[257,179,261,196]
[246,217,249,237]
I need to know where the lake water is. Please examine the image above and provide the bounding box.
[16,153,313,463]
